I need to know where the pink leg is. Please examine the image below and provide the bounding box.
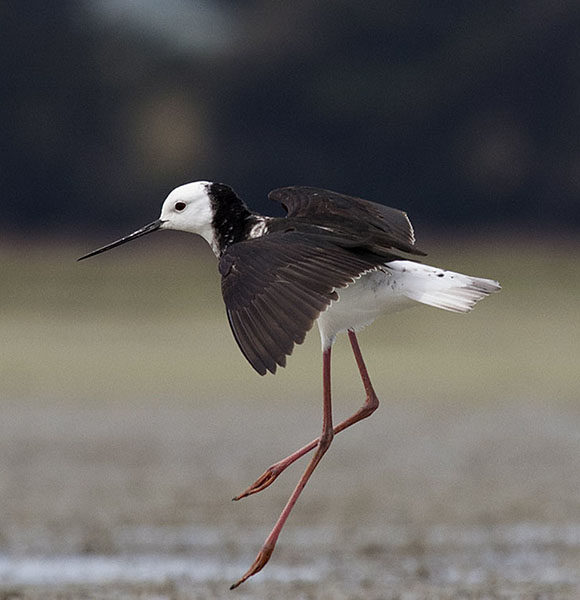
[230,346,334,589]
[233,330,379,501]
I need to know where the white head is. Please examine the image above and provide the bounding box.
[160,182,212,233]
[78,180,221,261]
[159,181,217,249]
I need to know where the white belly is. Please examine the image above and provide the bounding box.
[315,260,500,348]
[316,267,413,347]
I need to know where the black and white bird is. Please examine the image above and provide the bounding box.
[79,181,500,588]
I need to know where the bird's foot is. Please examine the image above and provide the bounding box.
[230,545,273,589]
[232,464,283,501]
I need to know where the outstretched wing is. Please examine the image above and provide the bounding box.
[219,232,386,375]
[269,186,425,257]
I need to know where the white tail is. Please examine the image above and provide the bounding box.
[386,260,501,313]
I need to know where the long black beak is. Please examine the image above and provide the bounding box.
[77,219,164,261]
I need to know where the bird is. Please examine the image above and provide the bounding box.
[78,181,500,588]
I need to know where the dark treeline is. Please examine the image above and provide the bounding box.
[2,1,580,234]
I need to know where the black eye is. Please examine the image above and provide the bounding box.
[174,202,186,211]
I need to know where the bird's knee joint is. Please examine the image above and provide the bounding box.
[366,393,379,412]
[358,397,379,419]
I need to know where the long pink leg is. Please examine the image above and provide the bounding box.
[233,330,379,501]
[230,346,335,589]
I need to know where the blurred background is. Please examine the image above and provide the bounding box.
[3,0,580,232]
[1,2,579,598]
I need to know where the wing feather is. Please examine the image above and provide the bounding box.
[268,186,425,256]
[219,232,387,374]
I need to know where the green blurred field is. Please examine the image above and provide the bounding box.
[1,234,579,599]
[2,233,578,406]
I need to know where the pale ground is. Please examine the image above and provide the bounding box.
[0,235,578,599]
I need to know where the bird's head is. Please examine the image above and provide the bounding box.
[78,181,221,261]
[159,181,215,238]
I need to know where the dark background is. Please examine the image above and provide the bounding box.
[3,1,580,236]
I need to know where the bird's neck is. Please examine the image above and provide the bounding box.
[209,183,253,256]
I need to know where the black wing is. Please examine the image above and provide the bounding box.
[219,232,388,375]
[269,186,426,257]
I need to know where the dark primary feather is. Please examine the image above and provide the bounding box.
[268,186,426,257]
[219,232,390,375]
